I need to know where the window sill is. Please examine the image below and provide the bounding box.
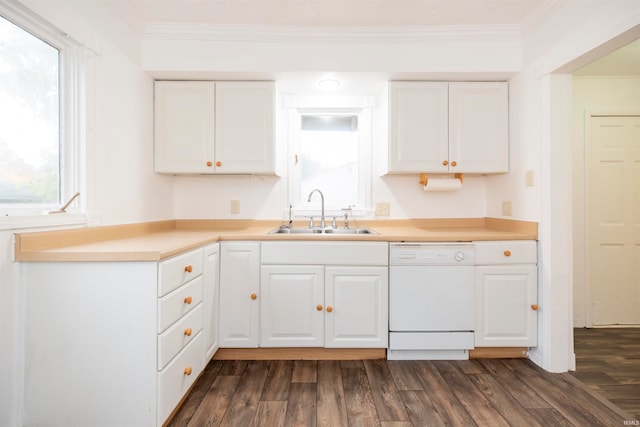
[0,213,88,231]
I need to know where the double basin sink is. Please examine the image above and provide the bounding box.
[269,227,378,235]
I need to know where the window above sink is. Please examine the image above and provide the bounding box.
[285,94,374,215]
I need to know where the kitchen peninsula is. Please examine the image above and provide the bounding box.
[15,217,536,426]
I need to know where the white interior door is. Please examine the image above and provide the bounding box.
[587,115,640,325]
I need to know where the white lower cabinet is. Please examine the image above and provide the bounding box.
[260,265,388,348]
[203,243,220,363]
[219,242,261,347]
[258,242,389,349]
[21,246,214,427]
[261,265,325,347]
[158,332,204,422]
[474,241,538,347]
[325,266,389,348]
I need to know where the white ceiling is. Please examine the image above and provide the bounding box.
[122,0,556,28]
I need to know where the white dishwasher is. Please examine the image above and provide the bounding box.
[388,243,475,360]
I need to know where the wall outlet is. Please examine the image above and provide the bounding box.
[230,200,240,214]
[502,201,513,216]
[525,169,535,187]
[375,202,390,216]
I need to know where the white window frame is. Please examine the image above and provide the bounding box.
[0,1,86,229]
[286,98,373,218]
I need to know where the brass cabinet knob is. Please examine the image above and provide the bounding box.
[184,265,193,273]
[531,304,539,311]
[451,161,457,167]
[504,250,511,257]
[184,296,193,304]
[184,367,193,376]
[316,305,323,311]
[251,293,257,300]
[184,328,192,336]
[206,161,213,167]
[442,160,448,166]
[326,306,333,313]
[216,161,222,167]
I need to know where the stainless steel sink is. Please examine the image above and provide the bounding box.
[322,228,378,235]
[268,227,378,235]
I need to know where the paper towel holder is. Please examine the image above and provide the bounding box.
[419,173,464,186]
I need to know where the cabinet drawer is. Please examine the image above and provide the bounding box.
[159,248,203,297]
[158,332,203,424]
[158,276,203,333]
[158,303,203,370]
[475,241,537,265]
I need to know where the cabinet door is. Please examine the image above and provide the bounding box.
[325,266,388,348]
[475,265,537,347]
[388,82,449,173]
[215,81,276,173]
[203,244,220,362]
[449,82,508,173]
[260,265,324,347]
[154,81,215,174]
[219,242,260,347]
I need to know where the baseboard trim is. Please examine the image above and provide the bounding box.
[469,347,529,359]
[213,347,386,360]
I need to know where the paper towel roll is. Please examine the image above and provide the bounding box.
[422,177,462,192]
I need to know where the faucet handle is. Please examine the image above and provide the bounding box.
[308,216,314,229]
[342,210,350,229]
[332,216,337,228]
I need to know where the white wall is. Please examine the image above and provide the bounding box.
[152,25,518,221]
[0,2,173,425]
[571,76,640,327]
[171,173,488,220]
[513,2,640,372]
[486,66,542,221]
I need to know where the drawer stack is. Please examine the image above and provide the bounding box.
[157,248,204,423]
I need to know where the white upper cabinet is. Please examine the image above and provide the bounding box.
[386,81,508,174]
[154,81,276,174]
[215,82,276,174]
[448,82,509,173]
[154,81,215,174]
[388,82,449,172]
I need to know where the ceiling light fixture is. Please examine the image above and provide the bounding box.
[318,79,341,90]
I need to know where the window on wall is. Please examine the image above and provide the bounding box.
[290,108,371,213]
[0,6,84,220]
[0,15,59,205]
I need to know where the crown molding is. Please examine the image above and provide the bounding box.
[143,23,522,44]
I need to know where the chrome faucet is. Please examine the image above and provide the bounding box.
[307,189,325,229]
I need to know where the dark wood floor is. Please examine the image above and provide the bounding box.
[571,327,640,421]
[169,354,634,426]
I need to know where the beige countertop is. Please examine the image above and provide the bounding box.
[14,218,537,262]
